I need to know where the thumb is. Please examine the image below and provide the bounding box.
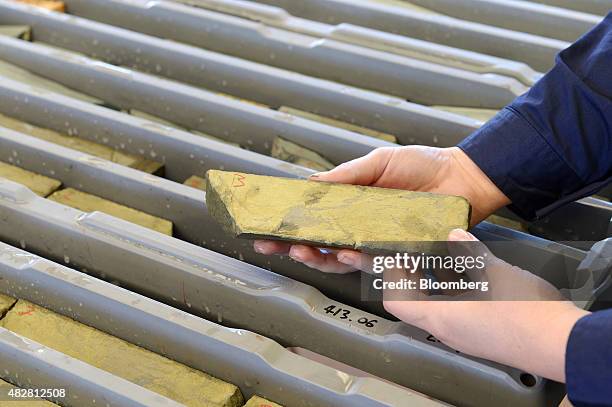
[447,228,479,243]
[447,229,564,301]
[447,228,495,282]
[447,228,493,256]
[309,148,393,185]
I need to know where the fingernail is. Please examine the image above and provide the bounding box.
[289,249,304,262]
[290,253,304,262]
[449,228,472,241]
[253,242,265,253]
[337,253,356,266]
[309,172,327,179]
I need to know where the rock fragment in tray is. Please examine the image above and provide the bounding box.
[13,0,65,12]
[0,25,31,40]
[0,161,61,197]
[1,300,244,407]
[270,137,334,172]
[244,395,283,407]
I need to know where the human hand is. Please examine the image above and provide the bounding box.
[254,146,510,273]
[383,228,589,383]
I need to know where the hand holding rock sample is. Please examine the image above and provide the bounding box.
[206,170,470,254]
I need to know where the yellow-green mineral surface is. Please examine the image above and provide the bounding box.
[184,175,207,191]
[48,188,173,235]
[0,301,243,407]
[0,162,61,197]
[244,395,283,407]
[0,294,16,317]
[206,170,470,253]
[0,113,162,174]
[0,25,31,40]
[270,137,334,172]
[14,1,65,12]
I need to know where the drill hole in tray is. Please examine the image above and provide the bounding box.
[520,373,537,387]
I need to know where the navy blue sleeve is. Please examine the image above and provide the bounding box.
[458,13,612,221]
[566,309,612,406]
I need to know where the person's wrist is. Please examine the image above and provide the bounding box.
[446,147,510,224]
[516,302,589,383]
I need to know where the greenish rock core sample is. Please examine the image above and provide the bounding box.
[1,301,243,407]
[0,294,16,318]
[14,1,65,12]
[244,395,283,407]
[0,161,62,197]
[271,137,334,171]
[0,25,31,40]
[48,188,173,236]
[0,113,163,174]
[206,170,471,253]
[184,175,207,191]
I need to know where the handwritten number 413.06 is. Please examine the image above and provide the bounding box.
[323,305,378,328]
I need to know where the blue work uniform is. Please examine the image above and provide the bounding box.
[458,13,612,407]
